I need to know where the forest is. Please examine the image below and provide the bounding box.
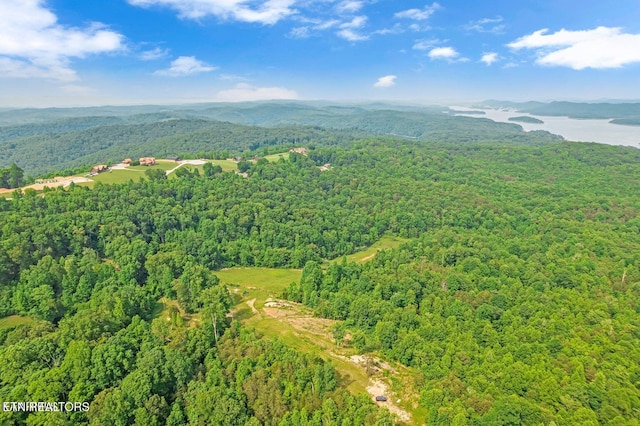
[0,127,639,424]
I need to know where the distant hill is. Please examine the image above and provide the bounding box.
[480,100,640,121]
[0,102,562,176]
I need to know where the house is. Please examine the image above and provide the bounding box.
[289,147,308,155]
[90,164,108,174]
[139,157,156,166]
[166,156,182,162]
[122,158,132,165]
[319,163,332,172]
[375,396,387,402]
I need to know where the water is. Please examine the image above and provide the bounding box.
[451,106,640,148]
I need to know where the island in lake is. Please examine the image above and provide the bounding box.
[508,115,544,124]
[610,118,640,126]
[449,109,486,115]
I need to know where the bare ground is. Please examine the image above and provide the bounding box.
[246,298,261,318]
[262,300,415,424]
[0,176,93,194]
[367,379,411,423]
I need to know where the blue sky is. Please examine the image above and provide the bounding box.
[1,0,640,106]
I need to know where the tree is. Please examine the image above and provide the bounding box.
[203,162,222,177]
[0,164,25,189]
[237,161,251,173]
[199,286,232,343]
[145,168,167,181]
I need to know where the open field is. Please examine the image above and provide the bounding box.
[210,159,238,172]
[87,170,143,185]
[329,235,410,265]
[215,267,302,308]
[264,152,290,162]
[0,315,36,329]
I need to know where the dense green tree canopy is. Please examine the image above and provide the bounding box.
[0,135,639,424]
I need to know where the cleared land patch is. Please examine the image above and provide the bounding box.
[264,152,290,162]
[151,297,201,328]
[0,315,36,329]
[329,235,410,265]
[215,256,422,424]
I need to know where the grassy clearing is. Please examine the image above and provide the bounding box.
[88,170,144,185]
[151,297,201,328]
[215,267,301,308]
[211,160,238,172]
[0,315,36,329]
[330,235,411,265]
[264,152,290,162]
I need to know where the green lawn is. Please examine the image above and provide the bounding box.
[128,160,178,171]
[0,315,36,329]
[215,267,301,307]
[211,160,238,172]
[264,152,290,162]
[88,169,145,185]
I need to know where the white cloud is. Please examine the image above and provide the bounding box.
[465,16,505,34]
[395,3,440,21]
[336,0,364,14]
[128,0,296,25]
[481,52,498,65]
[218,73,249,81]
[155,56,217,76]
[428,46,459,60]
[508,26,640,69]
[337,29,368,41]
[140,47,169,61]
[216,83,298,101]
[61,84,96,95]
[341,15,367,29]
[373,75,396,88]
[290,26,311,38]
[336,15,368,41]
[412,38,443,51]
[289,18,339,38]
[0,0,124,81]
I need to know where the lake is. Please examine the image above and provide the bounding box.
[451,106,640,148]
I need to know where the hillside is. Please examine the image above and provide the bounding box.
[0,102,562,176]
[481,100,640,122]
[0,137,639,424]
